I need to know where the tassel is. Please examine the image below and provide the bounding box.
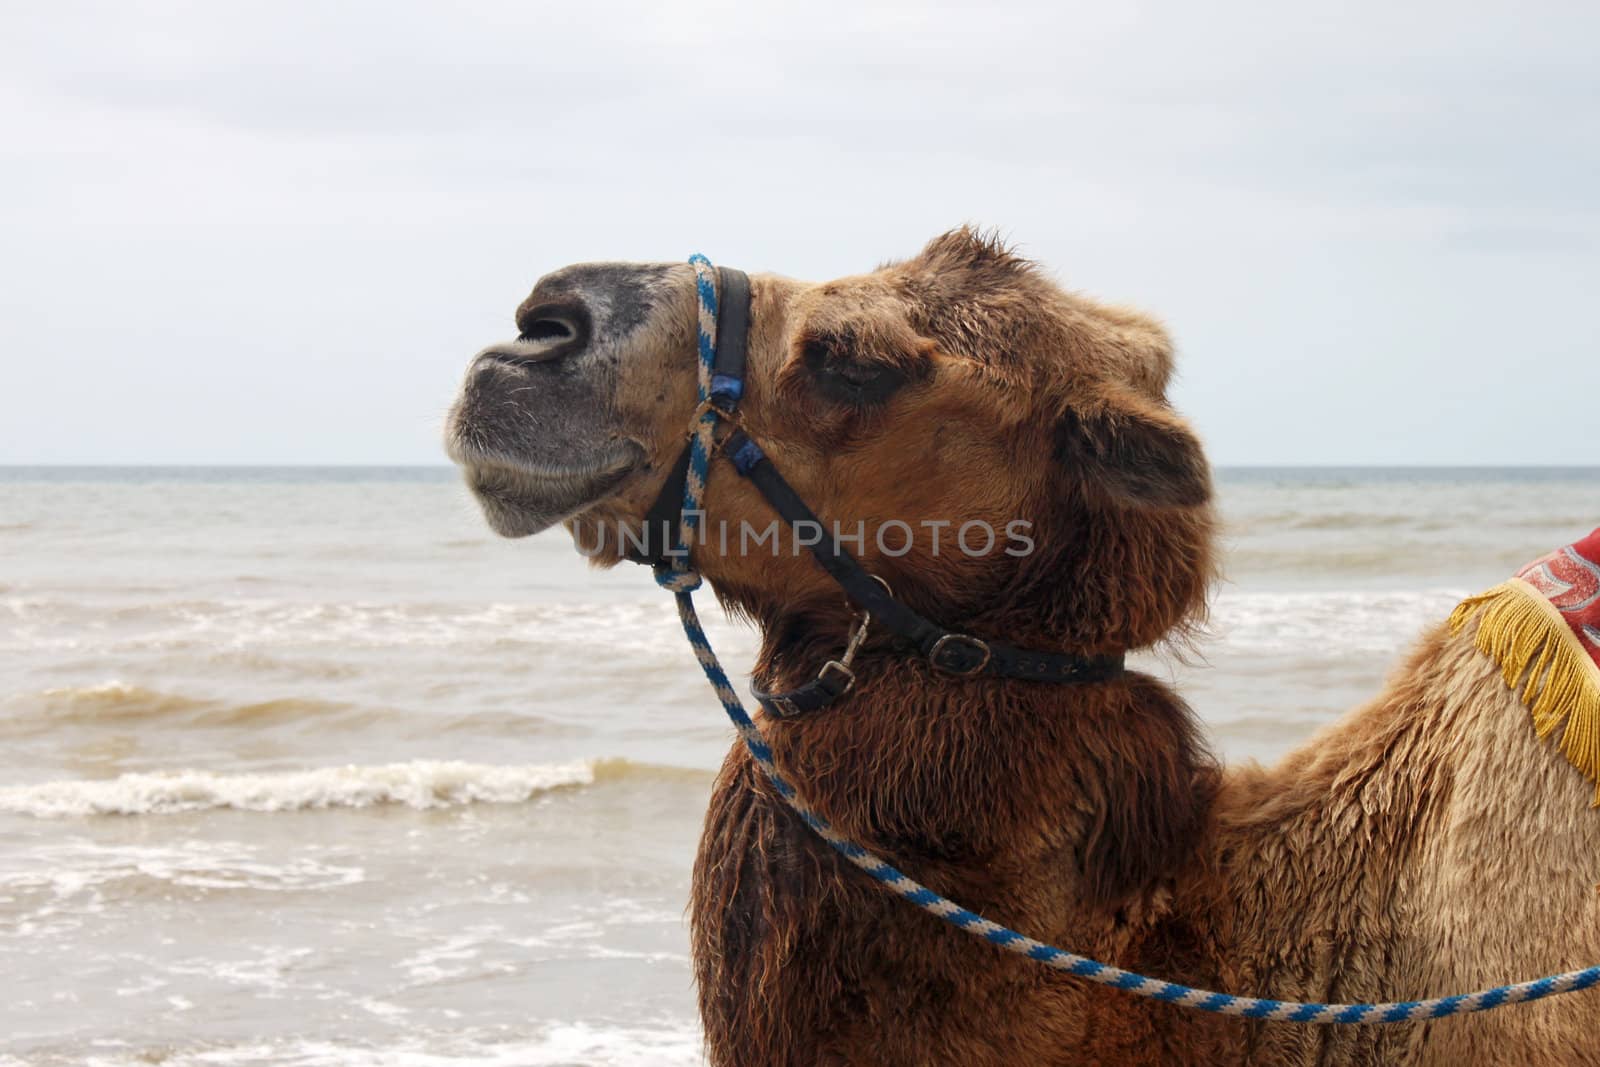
[1450,581,1600,805]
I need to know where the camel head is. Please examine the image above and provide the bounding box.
[447,228,1215,652]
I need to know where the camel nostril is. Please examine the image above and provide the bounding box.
[507,300,592,363]
[519,318,577,344]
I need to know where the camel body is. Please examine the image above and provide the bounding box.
[444,229,1600,1065]
[692,620,1600,1065]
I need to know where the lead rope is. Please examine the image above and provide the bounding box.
[654,253,1600,1023]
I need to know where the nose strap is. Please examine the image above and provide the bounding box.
[625,267,751,568]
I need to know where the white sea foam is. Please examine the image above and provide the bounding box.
[64,1021,704,1067]
[0,841,371,943]
[0,596,752,658]
[0,842,364,897]
[0,759,596,818]
[1203,588,1467,656]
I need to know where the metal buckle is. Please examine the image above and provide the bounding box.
[928,633,992,676]
[813,575,887,697]
[816,659,856,696]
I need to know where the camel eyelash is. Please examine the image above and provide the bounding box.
[800,338,910,406]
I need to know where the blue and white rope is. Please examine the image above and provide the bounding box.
[653,254,723,596]
[655,254,1600,1023]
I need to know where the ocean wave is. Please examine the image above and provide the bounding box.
[1202,588,1464,655]
[1233,511,1600,535]
[0,681,384,734]
[0,584,1464,685]
[35,679,212,716]
[1228,510,1432,532]
[0,759,599,818]
[0,596,752,657]
[0,585,1497,663]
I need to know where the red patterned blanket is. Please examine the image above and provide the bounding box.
[1451,527,1600,803]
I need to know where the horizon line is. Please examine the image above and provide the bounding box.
[1,462,1597,471]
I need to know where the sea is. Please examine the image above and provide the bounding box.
[2,466,1597,1066]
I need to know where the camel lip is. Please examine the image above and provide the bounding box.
[450,440,647,538]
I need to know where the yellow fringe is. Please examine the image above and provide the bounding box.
[1450,580,1600,806]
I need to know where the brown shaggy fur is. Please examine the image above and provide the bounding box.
[527,230,1600,1063]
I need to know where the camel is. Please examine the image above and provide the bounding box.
[445,229,1600,1065]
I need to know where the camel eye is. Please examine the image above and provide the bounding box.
[801,337,906,405]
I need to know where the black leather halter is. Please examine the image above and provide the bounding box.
[626,266,1125,717]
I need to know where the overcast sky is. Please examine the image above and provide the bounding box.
[1,1,1595,466]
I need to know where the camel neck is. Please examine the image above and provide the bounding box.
[749,617,1218,912]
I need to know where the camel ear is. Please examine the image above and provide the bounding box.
[1053,391,1211,509]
